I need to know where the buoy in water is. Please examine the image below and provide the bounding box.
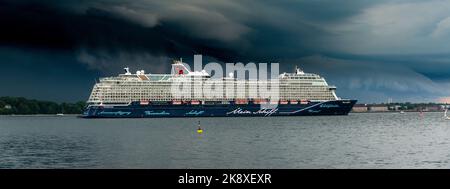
[197,128,203,134]
[197,121,203,134]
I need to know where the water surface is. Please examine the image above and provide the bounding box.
[1,112,450,168]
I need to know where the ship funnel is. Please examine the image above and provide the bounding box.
[171,58,191,75]
[124,67,131,75]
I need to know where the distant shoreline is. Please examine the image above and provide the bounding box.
[351,111,444,113]
[1,96,86,115]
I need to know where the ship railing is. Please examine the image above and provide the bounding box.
[87,101,132,107]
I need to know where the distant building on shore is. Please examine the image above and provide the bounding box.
[352,103,445,113]
[352,104,368,112]
[418,105,443,112]
[368,104,388,112]
[388,105,401,111]
[352,104,389,112]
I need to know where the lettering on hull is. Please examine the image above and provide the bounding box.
[98,111,132,116]
[307,109,321,113]
[144,111,170,116]
[185,110,205,116]
[226,108,278,116]
[319,104,339,108]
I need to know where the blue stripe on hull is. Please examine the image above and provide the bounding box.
[81,100,357,118]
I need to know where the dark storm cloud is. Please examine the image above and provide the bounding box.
[0,0,245,65]
[0,0,381,61]
[0,47,99,102]
[289,55,449,103]
[1,0,450,102]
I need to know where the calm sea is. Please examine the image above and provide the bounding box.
[1,112,450,168]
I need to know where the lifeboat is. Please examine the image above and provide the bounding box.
[270,100,279,104]
[172,100,182,105]
[300,100,309,104]
[140,100,149,105]
[290,100,298,104]
[191,100,200,105]
[235,99,248,105]
[280,100,288,105]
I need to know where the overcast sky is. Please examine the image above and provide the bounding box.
[1,0,450,103]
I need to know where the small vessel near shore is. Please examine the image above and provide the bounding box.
[81,59,356,118]
[444,109,450,120]
[57,106,64,116]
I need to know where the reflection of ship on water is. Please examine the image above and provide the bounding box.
[81,59,356,118]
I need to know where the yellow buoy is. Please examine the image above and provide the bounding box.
[197,121,203,134]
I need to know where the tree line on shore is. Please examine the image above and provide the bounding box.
[0,97,86,115]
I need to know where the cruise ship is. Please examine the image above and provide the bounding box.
[82,60,356,118]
